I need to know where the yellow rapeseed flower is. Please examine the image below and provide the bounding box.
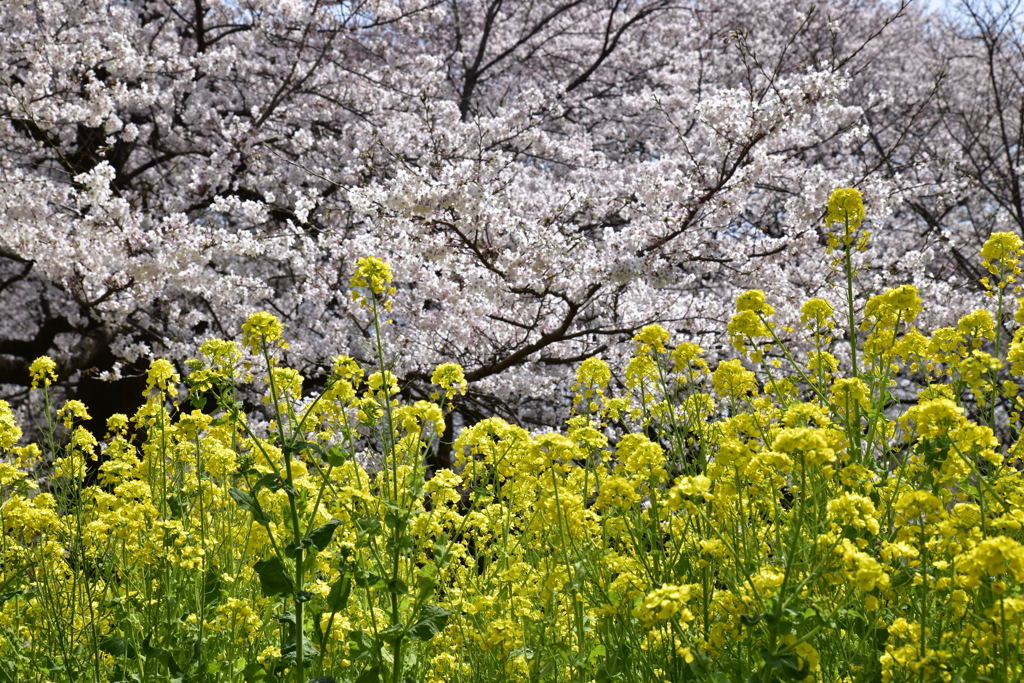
[634,324,671,354]
[712,360,758,399]
[145,358,180,397]
[826,187,865,228]
[735,289,775,317]
[957,309,996,346]
[350,256,396,309]
[864,285,922,327]
[772,427,835,467]
[830,377,870,420]
[241,312,285,354]
[666,475,713,510]
[0,400,22,451]
[57,400,92,429]
[633,584,694,628]
[800,297,835,331]
[980,231,1023,276]
[893,489,944,528]
[958,536,1024,589]
[29,355,58,389]
[727,311,771,358]
[899,397,963,440]
[431,362,467,400]
[825,187,867,253]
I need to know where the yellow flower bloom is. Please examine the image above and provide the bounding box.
[241,312,284,354]
[830,377,870,420]
[957,309,996,345]
[825,187,867,254]
[634,324,671,354]
[864,285,922,327]
[772,427,835,467]
[800,297,835,330]
[666,475,713,510]
[595,475,641,509]
[145,358,180,397]
[728,311,771,357]
[0,400,22,451]
[900,397,963,440]
[199,338,242,367]
[828,492,880,535]
[57,400,92,429]
[431,362,467,400]
[735,289,774,317]
[350,256,396,309]
[671,342,708,377]
[616,433,667,482]
[980,231,1023,276]
[958,536,1024,589]
[712,360,758,399]
[634,584,694,628]
[29,355,58,389]
[893,489,944,528]
[826,187,865,229]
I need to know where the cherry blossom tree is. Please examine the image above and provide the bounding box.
[1,0,990,457]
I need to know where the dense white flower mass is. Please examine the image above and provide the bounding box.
[0,0,1017,426]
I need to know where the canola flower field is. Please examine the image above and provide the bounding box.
[2,191,1024,683]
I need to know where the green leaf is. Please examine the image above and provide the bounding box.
[740,613,762,627]
[166,494,184,519]
[252,472,283,493]
[280,634,319,663]
[203,569,224,608]
[190,636,203,666]
[99,635,137,659]
[353,666,381,683]
[354,569,383,589]
[242,661,275,683]
[408,473,425,500]
[889,568,913,589]
[355,519,382,547]
[229,488,272,527]
[416,564,438,602]
[379,623,405,644]
[406,605,453,641]
[324,446,348,467]
[283,441,319,457]
[254,557,295,596]
[327,573,352,613]
[0,589,28,607]
[432,537,453,569]
[383,505,408,530]
[760,649,807,680]
[307,518,342,551]
[687,648,713,677]
[348,630,376,664]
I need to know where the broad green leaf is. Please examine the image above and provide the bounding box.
[324,446,348,466]
[307,518,342,551]
[406,605,452,641]
[202,568,224,607]
[379,623,405,644]
[416,564,437,602]
[98,635,137,659]
[327,573,352,613]
[353,666,380,683]
[254,556,295,596]
[228,488,272,527]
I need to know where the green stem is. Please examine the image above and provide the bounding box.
[844,235,859,380]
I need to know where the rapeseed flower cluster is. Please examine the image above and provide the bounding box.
[4,192,1024,682]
